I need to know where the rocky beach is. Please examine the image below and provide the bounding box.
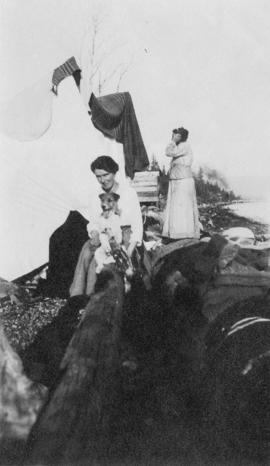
[1,202,269,360]
[199,202,269,238]
[1,203,269,466]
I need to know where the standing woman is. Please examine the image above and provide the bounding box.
[162,127,200,239]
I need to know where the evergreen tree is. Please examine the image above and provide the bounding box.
[194,165,240,204]
[149,154,160,171]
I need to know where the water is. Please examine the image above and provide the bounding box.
[229,201,270,227]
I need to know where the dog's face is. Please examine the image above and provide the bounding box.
[99,192,120,218]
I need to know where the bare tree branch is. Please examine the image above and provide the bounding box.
[98,64,123,95]
[116,57,134,92]
[85,10,133,95]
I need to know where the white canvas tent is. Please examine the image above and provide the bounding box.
[0,76,127,281]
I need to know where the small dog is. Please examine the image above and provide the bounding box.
[92,193,134,289]
[94,192,122,273]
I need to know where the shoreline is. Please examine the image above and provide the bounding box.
[198,202,269,238]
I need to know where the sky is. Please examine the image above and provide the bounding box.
[0,0,270,199]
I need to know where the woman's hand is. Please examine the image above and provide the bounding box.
[172,133,181,145]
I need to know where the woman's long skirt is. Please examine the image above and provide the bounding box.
[162,177,200,239]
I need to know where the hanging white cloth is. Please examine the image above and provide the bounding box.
[0,77,112,281]
[0,74,53,141]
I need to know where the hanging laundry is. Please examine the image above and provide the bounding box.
[89,92,149,179]
[0,74,53,141]
[0,77,107,281]
[52,56,81,94]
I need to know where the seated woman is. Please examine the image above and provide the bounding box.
[69,155,143,296]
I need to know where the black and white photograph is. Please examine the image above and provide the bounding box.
[0,1,270,465]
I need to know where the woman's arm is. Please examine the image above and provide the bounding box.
[165,141,187,158]
[120,185,143,256]
[166,141,193,165]
[128,188,143,245]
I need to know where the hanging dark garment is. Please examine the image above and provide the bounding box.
[45,211,89,298]
[52,56,81,94]
[89,92,149,178]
